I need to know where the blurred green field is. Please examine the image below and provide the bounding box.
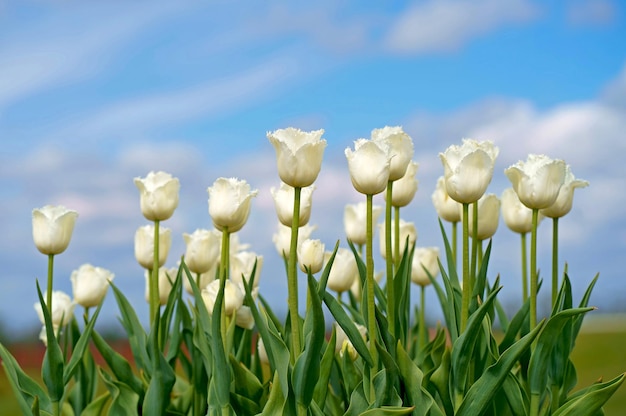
[1,316,625,414]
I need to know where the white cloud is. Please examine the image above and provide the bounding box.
[385,0,538,53]
[567,0,617,26]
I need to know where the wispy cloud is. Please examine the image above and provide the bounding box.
[384,0,539,53]
[567,0,617,26]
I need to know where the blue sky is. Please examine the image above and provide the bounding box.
[1,0,625,337]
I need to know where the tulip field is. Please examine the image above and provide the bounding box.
[0,130,623,415]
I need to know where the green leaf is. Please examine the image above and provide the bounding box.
[63,302,103,385]
[313,329,336,409]
[293,275,326,408]
[456,320,542,416]
[396,341,444,416]
[80,392,110,416]
[100,369,139,416]
[499,298,530,353]
[229,355,263,403]
[91,330,144,397]
[358,407,416,416]
[36,281,65,402]
[142,312,177,415]
[430,348,453,416]
[553,373,625,416]
[259,372,286,416]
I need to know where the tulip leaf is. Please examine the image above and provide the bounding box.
[499,297,530,353]
[313,327,336,409]
[100,368,140,416]
[393,241,414,346]
[143,311,177,415]
[259,372,286,416]
[456,319,542,416]
[229,355,263,403]
[396,341,443,416]
[323,289,374,367]
[207,279,231,409]
[293,274,325,408]
[36,281,65,403]
[63,302,102,385]
[358,407,416,415]
[553,373,625,416]
[80,392,110,416]
[91,330,144,397]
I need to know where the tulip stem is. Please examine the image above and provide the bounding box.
[419,285,427,348]
[385,181,395,338]
[366,194,378,370]
[521,233,528,303]
[470,201,478,294]
[287,187,302,361]
[530,209,539,334]
[219,228,231,350]
[47,254,54,318]
[150,220,161,327]
[394,206,401,267]
[452,221,458,268]
[551,217,559,308]
[461,203,470,332]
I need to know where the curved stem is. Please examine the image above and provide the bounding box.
[530,209,539,333]
[551,217,559,308]
[385,181,395,338]
[366,194,378,369]
[150,220,161,326]
[461,203,470,332]
[47,254,54,318]
[287,187,302,361]
[521,232,528,303]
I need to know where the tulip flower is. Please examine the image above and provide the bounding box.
[257,337,269,364]
[325,248,358,294]
[271,183,315,227]
[540,165,588,219]
[378,219,417,260]
[334,322,367,361]
[70,263,114,309]
[411,247,440,287]
[345,139,392,195]
[501,188,539,235]
[231,251,263,288]
[134,171,180,221]
[432,176,462,223]
[371,126,414,181]
[32,205,79,256]
[439,139,499,204]
[34,290,75,328]
[384,161,419,208]
[183,266,217,295]
[267,127,327,188]
[144,267,177,306]
[350,271,382,301]
[297,239,325,274]
[208,177,258,233]
[467,193,500,241]
[235,306,255,330]
[344,202,383,247]
[202,279,244,316]
[134,224,171,270]
[272,223,316,258]
[183,229,221,275]
[504,154,567,210]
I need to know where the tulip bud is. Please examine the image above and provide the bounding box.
[32,205,78,255]
[271,183,315,227]
[504,154,566,210]
[501,188,539,234]
[257,337,269,364]
[134,224,171,270]
[235,306,255,330]
[144,267,177,306]
[343,202,383,246]
[439,139,499,204]
[540,165,588,219]
[325,248,358,293]
[334,322,367,360]
[34,290,75,328]
[350,271,382,301]
[183,229,221,275]
[267,127,327,188]
[384,161,419,207]
[134,171,180,221]
[432,176,462,223]
[70,263,114,308]
[466,193,501,241]
[183,266,217,295]
[202,279,244,316]
[411,247,440,286]
[272,222,316,258]
[379,219,417,259]
[231,251,263,288]
[371,126,414,181]
[298,239,325,274]
[208,177,258,233]
[345,139,391,195]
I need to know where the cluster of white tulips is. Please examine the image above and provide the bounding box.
[9,125,620,416]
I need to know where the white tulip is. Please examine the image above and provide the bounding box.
[271,182,315,227]
[70,263,114,308]
[431,176,462,223]
[34,290,75,327]
[345,139,391,195]
[134,171,180,221]
[378,219,417,259]
[144,267,177,306]
[371,126,414,181]
[325,248,358,293]
[504,154,566,210]
[32,205,78,255]
[411,247,440,287]
[385,161,419,207]
[466,193,501,241]
[298,239,325,274]
[134,224,171,270]
[208,177,258,233]
[541,165,588,219]
[344,202,383,246]
[183,229,221,275]
[202,279,244,316]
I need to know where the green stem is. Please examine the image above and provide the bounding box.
[530,209,539,333]
[470,201,478,295]
[47,254,54,319]
[219,228,231,350]
[419,285,427,348]
[150,220,161,326]
[530,392,540,416]
[551,383,560,413]
[452,221,458,268]
[552,217,559,308]
[385,181,395,338]
[53,400,60,416]
[366,194,378,370]
[521,233,528,303]
[461,203,470,332]
[394,206,400,267]
[477,239,483,271]
[287,187,303,361]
